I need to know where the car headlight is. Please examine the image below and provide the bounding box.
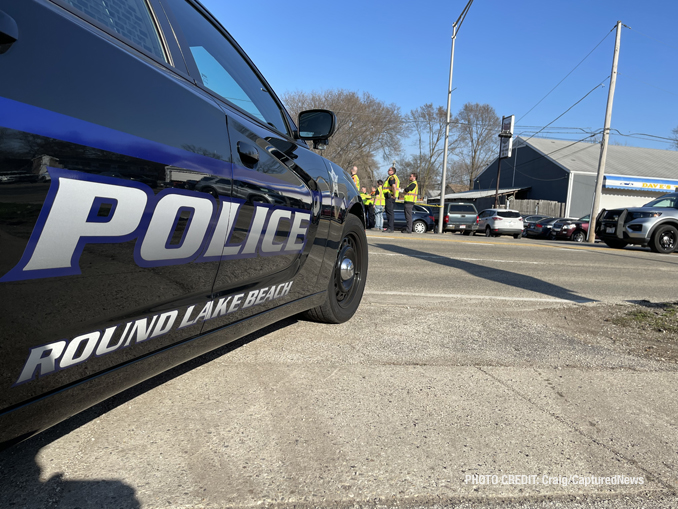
[566,224,576,229]
[630,212,662,219]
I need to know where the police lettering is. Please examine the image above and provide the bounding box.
[1,169,311,282]
[15,281,294,385]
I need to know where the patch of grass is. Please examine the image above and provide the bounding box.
[613,303,678,335]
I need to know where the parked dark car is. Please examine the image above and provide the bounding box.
[418,204,443,230]
[595,192,678,253]
[551,215,591,242]
[525,217,566,238]
[0,0,368,449]
[522,215,552,236]
[387,202,436,233]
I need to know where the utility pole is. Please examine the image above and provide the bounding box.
[494,156,503,208]
[437,0,474,234]
[587,20,622,243]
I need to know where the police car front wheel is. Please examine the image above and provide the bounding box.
[303,214,367,324]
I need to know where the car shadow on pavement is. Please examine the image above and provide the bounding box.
[588,245,678,267]
[375,242,595,303]
[0,317,299,508]
[0,449,140,508]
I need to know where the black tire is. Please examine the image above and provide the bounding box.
[650,225,678,254]
[603,239,628,249]
[302,214,368,323]
[485,226,492,237]
[413,220,427,234]
[513,233,521,239]
[571,230,586,243]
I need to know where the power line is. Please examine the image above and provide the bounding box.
[506,132,604,182]
[329,109,597,131]
[610,129,676,144]
[517,27,615,123]
[625,26,678,52]
[524,77,609,142]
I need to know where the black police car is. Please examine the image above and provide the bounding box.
[0,0,367,449]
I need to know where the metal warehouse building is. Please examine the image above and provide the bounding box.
[473,137,678,217]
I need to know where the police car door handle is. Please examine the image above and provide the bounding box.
[237,141,259,168]
[0,10,18,54]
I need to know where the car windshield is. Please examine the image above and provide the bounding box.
[538,218,559,225]
[643,195,678,208]
[496,211,521,218]
[578,214,590,221]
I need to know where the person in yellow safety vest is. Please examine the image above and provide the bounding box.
[383,167,400,233]
[402,172,419,234]
[360,186,375,229]
[371,184,384,230]
[351,166,360,190]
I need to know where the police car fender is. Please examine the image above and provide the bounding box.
[1,168,312,282]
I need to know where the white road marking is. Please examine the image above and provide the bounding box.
[367,252,678,271]
[368,253,545,264]
[364,291,589,303]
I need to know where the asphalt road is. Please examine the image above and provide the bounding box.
[1,232,677,509]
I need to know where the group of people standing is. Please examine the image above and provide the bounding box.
[351,166,419,234]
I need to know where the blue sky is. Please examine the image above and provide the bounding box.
[202,0,678,159]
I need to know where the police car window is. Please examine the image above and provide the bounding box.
[62,0,166,61]
[644,196,676,208]
[163,0,288,134]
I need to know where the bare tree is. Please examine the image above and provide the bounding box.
[672,126,678,150]
[283,89,408,186]
[453,103,500,189]
[406,103,453,197]
[445,158,471,190]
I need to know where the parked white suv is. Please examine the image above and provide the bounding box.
[477,209,524,238]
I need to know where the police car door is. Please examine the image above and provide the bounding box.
[0,0,233,408]
[159,0,329,328]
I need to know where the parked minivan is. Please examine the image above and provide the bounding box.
[477,209,524,238]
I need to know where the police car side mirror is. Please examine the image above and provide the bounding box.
[297,109,337,150]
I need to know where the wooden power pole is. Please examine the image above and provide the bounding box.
[588,21,622,243]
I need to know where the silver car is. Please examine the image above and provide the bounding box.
[477,208,524,238]
[595,192,678,253]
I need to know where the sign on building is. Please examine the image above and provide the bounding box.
[499,115,514,159]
